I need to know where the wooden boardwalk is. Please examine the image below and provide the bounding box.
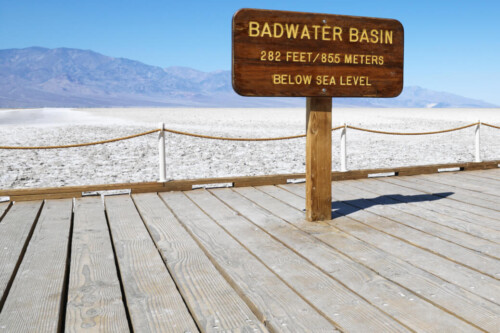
[0,169,499,332]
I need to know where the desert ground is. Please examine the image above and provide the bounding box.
[0,107,499,191]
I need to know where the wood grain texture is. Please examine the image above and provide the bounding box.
[132,193,268,332]
[280,182,500,304]
[382,177,500,227]
[331,180,500,259]
[104,195,199,333]
[389,176,500,216]
[65,197,130,333]
[10,192,82,202]
[232,8,404,97]
[356,177,500,233]
[418,172,500,201]
[231,186,486,332]
[253,185,500,332]
[327,184,500,281]
[306,97,332,221]
[442,172,500,191]
[0,199,73,332]
[465,169,500,182]
[188,189,412,332]
[0,201,42,308]
[259,186,500,331]
[342,178,500,245]
[159,190,337,332]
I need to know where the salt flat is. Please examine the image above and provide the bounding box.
[1,107,499,189]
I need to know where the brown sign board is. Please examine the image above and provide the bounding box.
[232,9,404,97]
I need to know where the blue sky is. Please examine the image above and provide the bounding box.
[1,0,499,104]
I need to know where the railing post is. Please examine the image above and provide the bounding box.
[340,123,347,172]
[158,122,167,182]
[475,120,481,162]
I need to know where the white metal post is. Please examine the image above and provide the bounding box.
[158,122,167,182]
[475,120,481,162]
[340,123,347,172]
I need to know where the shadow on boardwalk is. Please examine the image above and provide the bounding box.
[331,192,454,218]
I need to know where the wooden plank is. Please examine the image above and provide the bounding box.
[104,195,199,333]
[331,180,500,258]
[354,177,500,232]
[0,160,498,199]
[0,201,42,308]
[395,176,500,212]
[465,169,500,182]
[459,171,500,186]
[0,199,73,332]
[244,185,500,332]
[216,187,490,332]
[344,178,500,245]
[383,176,500,221]
[306,97,332,221]
[159,190,338,332]
[65,197,129,333]
[420,172,500,197]
[188,189,413,332]
[327,184,500,279]
[132,193,267,332]
[279,182,500,303]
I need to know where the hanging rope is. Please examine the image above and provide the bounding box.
[0,129,160,150]
[0,122,498,149]
[483,122,500,130]
[163,125,344,141]
[347,122,478,135]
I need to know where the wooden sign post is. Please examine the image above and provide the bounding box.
[232,9,404,221]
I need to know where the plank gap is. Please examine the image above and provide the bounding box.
[103,206,134,333]
[130,195,203,333]
[58,202,74,333]
[0,201,13,222]
[0,201,44,313]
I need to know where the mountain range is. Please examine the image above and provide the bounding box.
[0,47,496,108]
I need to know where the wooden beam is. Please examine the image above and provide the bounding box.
[0,160,498,201]
[306,97,332,221]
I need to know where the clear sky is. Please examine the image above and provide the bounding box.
[1,0,499,104]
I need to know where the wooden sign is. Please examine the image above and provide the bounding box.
[232,9,404,97]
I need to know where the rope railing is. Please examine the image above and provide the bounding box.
[1,120,498,181]
[0,129,161,150]
[2,122,497,149]
[483,122,500,130]
[347,122,478,135]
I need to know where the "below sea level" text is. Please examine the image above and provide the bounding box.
[272,74,372,86]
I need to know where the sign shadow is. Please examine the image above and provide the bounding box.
[331,192,454,219]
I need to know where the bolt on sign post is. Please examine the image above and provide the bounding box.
[232,8,404,221]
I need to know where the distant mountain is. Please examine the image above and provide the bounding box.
[0,47,496,108]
